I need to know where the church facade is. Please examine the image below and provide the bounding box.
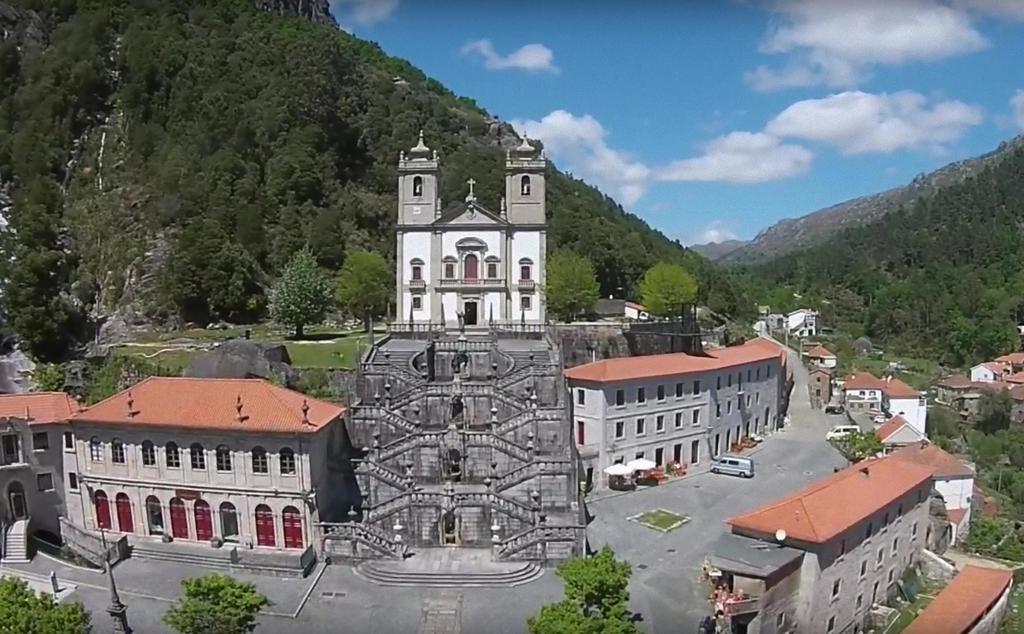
[395,133,546,328]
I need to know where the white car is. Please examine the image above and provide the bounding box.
[825,425,862,441]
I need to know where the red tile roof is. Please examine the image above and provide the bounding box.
[564,339,782,384]
[882,376,921,398]
[904,565,1012,634]
[624,301,646,311]
[937,374,973,389]
[844,372,886,391]
[805,345,835,359]
[0,392,78,425]
[891,443,974,479]
[947,507,968,527]
[996,352,1024,365]
[875,416,910,441]
[73,377,344,434]
[1006,371,1024,384]
[745,336,789,370]
[727,454,934,544]
[981,361,1009,374]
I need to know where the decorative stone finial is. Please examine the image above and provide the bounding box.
[410,129,430,155]
[516,135,535,152]
[235,394,244,423]
[465,178,477,202]
[301,399,310,427]
[125,392,135,419]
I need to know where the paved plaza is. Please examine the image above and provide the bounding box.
[0,343,848,634]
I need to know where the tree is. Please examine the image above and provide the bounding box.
[834,430,884,462]
[164,574,269,634]
[545,251,599,322]
[638,262,698,317]
[528,547,640,634]
[976,388,1014,435]
[336,248,391,331]
[0,577,91,633]
[33,363,66,392]
[268,248,332,338]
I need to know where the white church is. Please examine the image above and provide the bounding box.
[395,132,547,328]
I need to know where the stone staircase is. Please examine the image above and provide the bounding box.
[352,405,418,435]
[494,459,573,491]
[357,459,409,491]
[355,558,542,587]
[130,539,314,576]
[1,519,30,564]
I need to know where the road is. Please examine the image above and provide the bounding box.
[2,342,848,634]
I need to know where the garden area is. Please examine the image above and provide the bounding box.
[628,509,690,533]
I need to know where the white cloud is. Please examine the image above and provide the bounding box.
[694,221,740,245]
[956,0,1024,20]
[512,110,649,204]
[332,0,398,27]
[461,40,559,74]
[749,0,988,90]
[1012,90,1024,130]
[657,132,814,184]
[765,91,983,154]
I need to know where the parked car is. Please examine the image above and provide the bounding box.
[825,404,845,415]
[825,425,861,441]
[710,455,755,478]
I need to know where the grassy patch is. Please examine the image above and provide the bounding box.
[629,509,690,533]
[109,345,198,374]
[283,334,371,369]
[887,577,943,633]
[999,584,1024,633]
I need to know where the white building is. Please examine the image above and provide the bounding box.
[805,345,837,369]
[395,132,545,328]
[565,338,785,490]
[891,442,975,545]
[786,309,819,337]
[624,302,649,321]
[881,376,928,436]
[970,362,1007,383]
[876,415,927,452]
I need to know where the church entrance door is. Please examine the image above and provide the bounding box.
[464,301,478,326]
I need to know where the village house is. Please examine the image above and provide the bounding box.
[624,301,649,321]
[707,454,935,634]
[890,442,975,545]
[842,372,926,435]
[786,309,819,338]
[566,337,785,490]
[843,372,886,414]
[970,362,1009,383]
[876,415,927,452]
[805,344,837,369]
[808,367,833,410]
[995,352,1024,373]
[904,565,1012,634]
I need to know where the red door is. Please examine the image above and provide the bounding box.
[464,254,478,280]
[282,506,303,549]
[169,498,188,539]
[115,493,134,533]
[255,505,275,547]
[94,490,112,530]
[194,500,213,541]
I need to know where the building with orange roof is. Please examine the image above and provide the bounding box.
[971,361,1009,384]
[566,338,785,489]
[995,351,1024,370]
[0,392,81,558]
[876,415,926,450]
[711,454,935,634]
[880,375,928,436]
[805,344,837,369]
[904,565,1012,634]
[891,442,975,544]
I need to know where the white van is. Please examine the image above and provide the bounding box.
[711,455,755,478]
[825,425,861,441]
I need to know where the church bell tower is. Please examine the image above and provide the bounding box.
[504,136,546,225]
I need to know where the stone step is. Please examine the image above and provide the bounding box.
[355,560,542,588]
[131,543,234,569]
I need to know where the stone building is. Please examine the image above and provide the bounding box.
[565,338,785,490]
[395,132,546,327]
[808,367,833,409]
[709,454,935,634]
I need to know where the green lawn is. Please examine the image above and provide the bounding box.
[109,345,199,374]
[283,334,371,369]
[632,509,689,533]
[887,578,943,633]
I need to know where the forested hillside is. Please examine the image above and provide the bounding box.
[745,142,1024,366]
[0,0,743,361]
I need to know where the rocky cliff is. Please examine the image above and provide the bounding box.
[253,0,336,27]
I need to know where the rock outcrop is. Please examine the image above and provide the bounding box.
[253,0,336,27]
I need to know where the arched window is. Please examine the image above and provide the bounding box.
[254,504,275,547]
[89,437,103,462]
[169,498,188,538]
[141,440,156,467]
[215,445,232,472]
[111,438,125,464]
[94,490,111,530]
[410,258,424,282]
[519,258,533,282]
[443,256,457,279]
[146,496,163,535]
[115,493,134,533]
[190,443,205,470]
[252,447,268,474]
[165,442,181,469]
[282,506,303,549]
[280,447,296,475]
[485,256,499,280]
[220,502,239,542]
[464,253,479,280]
[521,175,531,196]
[412,175,423,197]
[194,499,213,541]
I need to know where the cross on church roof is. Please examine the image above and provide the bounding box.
[465,178,476,202]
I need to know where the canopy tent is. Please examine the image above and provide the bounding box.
[626,458,657,472]
[603,463,633,476]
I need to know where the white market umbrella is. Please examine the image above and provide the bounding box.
[626,458,657,472]
[604,463,633,476]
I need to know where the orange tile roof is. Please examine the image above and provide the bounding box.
[805,345,835,359]
[745,336,789,370]
[996,352,1024,365]
[727,454,933,544]
[0,392,78,425]
[1006,371,1024,384]
[875,415,910,441]
[73,377,344,434]
[844,372,886,391]
[937,374,973,389]
[890,443,974,479]
[981,361,1008,374]
[564,339,782,384]
[904,565,1012,634]
[882,376,921,398]
[947,507,968,526]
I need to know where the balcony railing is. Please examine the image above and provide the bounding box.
[516,279,536,291]
[723,596,762,617]
[436,277,506,287]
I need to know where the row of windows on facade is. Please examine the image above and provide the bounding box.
[409,294,532,312]
[606,402,773,442]
[579,366,774,409]
[410,257,533,283]
[410,175,533,198]
[609,437,704,469]
[91,491,305,549]
[79,433,297,475]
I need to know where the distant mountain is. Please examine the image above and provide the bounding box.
[722,135,1024,264]
[689,239,747,261]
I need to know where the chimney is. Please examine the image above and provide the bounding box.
[235,394,244,423]
[125,391,136,418]
[301,399,311,427]
[24,405,30,422]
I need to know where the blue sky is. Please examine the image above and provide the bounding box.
[331,0,1024,245]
